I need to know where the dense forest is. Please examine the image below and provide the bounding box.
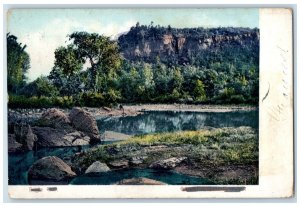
[7,23,259,108]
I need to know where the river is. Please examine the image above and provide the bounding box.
[8,110,258,185]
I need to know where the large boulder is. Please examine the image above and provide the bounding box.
[32,127,72,147]
[13,124,37,150]
[149,157,187,170]
[85,161,110,174]
[38,108,71,129]
[116,177,166,185]
[32,127,90,147]
[28,156,76,184]
[69,107,100,142]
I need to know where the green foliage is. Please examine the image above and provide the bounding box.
[68,32,122,92]
[79,91,105,107]
[7,33,30,93]
[78,127,258,171]
[8,26,259,107]
[104,88,122,104]
[8,95,53,108]
[193,80,207,101]
[54,46,82,77]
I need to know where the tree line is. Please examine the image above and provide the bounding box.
[7,24,259,108]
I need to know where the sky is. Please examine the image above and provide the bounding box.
[7,8,259,81]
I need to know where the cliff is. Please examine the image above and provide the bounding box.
[118,25,259,65]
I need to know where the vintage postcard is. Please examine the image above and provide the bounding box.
[5,8,293,198]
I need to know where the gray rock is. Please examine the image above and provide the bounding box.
[8,134,23,153]
[63,131,90,146]
[32,127,91,147]
[28,156,76,184]
[39,108,71,129]
[69,107,100,142]
[129,156,148,165]
[85,161,110,174]
[109,159,129,169]
[14,124,37,150]
[72,138,89,146]
[32,127,72,147]
[149,157,187,170]
[116,177,166,185]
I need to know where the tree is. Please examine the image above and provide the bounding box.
[68,32,122,92]
[138,63,154,100]
[54,45,82,78]
[193,80,207,101]
[7,33,30,93]
[20,76,58,97]
[172,67,184,91]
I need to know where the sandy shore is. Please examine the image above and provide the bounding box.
[82,104,258,118]
[8,104,258,121]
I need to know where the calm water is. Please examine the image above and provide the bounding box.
[9,110,258,185]
[70,168,214,185]
[97,110,258,135]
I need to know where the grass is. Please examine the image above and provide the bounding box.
[75,126,258,172]
[73,127,258,185]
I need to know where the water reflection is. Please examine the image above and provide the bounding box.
[9,110,258,185]
[70,168,214,185]
[97,111,258,135]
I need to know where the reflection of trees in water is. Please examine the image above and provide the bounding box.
[97,111,258,135]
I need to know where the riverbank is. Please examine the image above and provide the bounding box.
[72,126,258,185]
[8,105,259,185]
[8,104,258,121]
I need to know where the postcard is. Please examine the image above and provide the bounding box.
[5,7,293,198]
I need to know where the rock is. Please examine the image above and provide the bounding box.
[14,124,37,150]
[32,127,91,147]
[39,108,71,129]
[85,161,110,174]
[69,107,100,142]
[109,159,129,169]
[129,156,148,165]
[72,138,90,146]
[63,132,90,146]
[103,107,112,112]
[8,134,23,153]
[116,177,166,185]
[102,131,131,141]
[149,157,187,170]
[28,156,76,184]
[32,127,72,147]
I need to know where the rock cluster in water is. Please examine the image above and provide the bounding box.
[8,107,101,153]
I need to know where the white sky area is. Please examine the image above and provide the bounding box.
[7,9,259,82]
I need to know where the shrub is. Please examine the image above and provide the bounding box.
[230,95,246,104]
[80,92,105,107]
[104,89,122,105]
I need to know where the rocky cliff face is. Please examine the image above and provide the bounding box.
[118,26,259,65]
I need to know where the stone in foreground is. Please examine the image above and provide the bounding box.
[149,157,187,170]
[28,156,76,184]
[69,107,100,142]
[116,177,166,185]
[85,161,110,174]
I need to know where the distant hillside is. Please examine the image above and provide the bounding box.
[118,23,259,67]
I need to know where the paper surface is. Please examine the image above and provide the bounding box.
[6,8,294,199]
